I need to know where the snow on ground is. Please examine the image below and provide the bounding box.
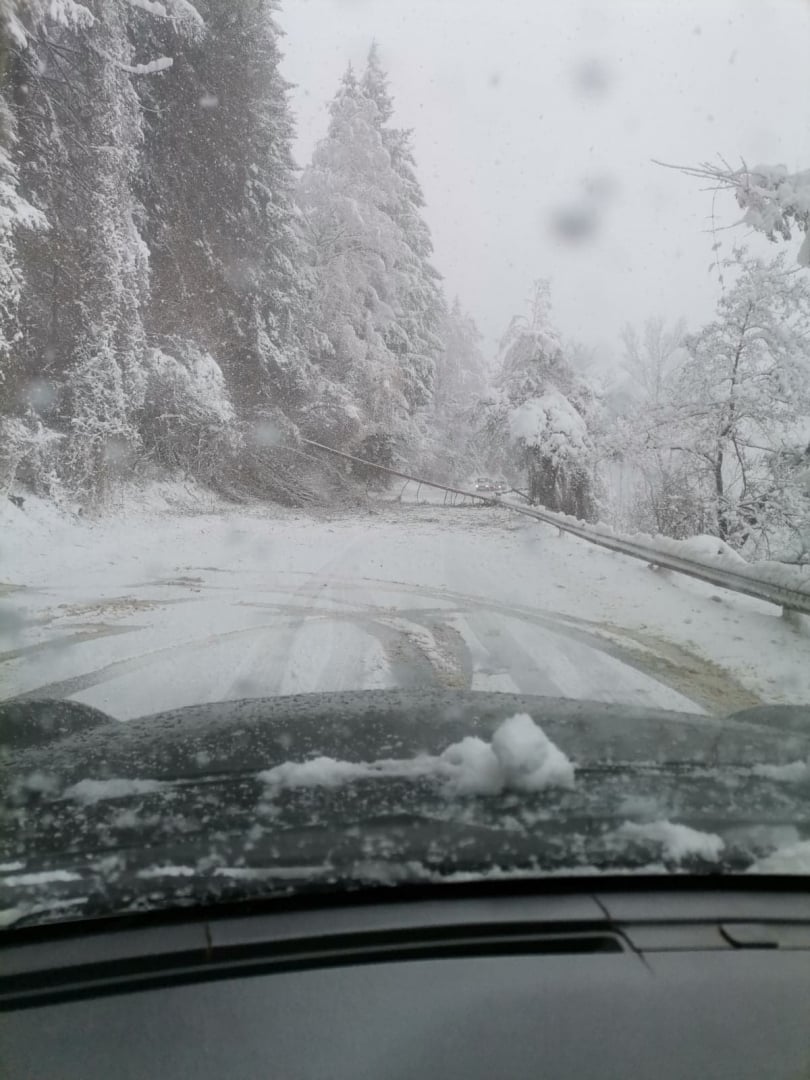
[1,488,808,721]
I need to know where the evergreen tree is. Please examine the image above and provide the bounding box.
[299,47,446,447]
[298,64,410,443]
[0,1,46,413]
[137,0,309,419]
[5,1,200,501]
[9,2,154,500]
[361,44,445,411]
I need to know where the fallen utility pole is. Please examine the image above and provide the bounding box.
[300,438,810,619]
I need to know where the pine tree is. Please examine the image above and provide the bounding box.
[8,1,156,500]
[137,0,310,420]
[361,44,444,411]
[299,48,446,448]
[298,64,410,444]
[0,1,46,412]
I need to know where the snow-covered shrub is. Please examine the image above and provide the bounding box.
[58,344,140,504]
[738,443,810,564]
[0,415,35,493]
[633,473,710,539]
[0,414,65,501]
[137,340,240,482]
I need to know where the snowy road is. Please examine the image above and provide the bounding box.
[2,496,806,720]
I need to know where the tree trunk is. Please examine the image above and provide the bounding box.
[714,447,728,540]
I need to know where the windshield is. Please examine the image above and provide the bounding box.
[1,0,810,927]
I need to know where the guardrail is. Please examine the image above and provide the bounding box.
[300,438,810,620]
[496,500,810,619]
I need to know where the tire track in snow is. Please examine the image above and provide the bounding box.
[5,565,754,714]
[240,572,754,714]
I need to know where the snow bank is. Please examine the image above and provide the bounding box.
[674,535,747,565]
[0,493,81,554]
[260,713,575,797]
[617,820,725,863]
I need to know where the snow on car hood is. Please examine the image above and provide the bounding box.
[2,691,810,927]
[259,713,576,797]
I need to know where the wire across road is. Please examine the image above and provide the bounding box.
[300,438,810,619]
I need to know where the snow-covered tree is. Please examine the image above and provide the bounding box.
[669,250,810,555]
[620,316,686,408]
[6,0,201,501]
[434,298,489,413]
[361,44,445,412]
[600,316,711,537]
[299,49,446,451]
[423,298,489,480]
[0,2,47,430]
[508,389,594,516]
[1,14,474,507]
[488,281,596,517]
[298,65,408,443]
[8,3,146,499]
[137,0,308,419]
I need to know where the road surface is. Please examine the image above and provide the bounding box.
[0,499,776,721]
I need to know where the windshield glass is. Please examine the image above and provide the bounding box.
[1,0,810,927]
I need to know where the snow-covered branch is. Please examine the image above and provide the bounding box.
[124,0,204,29]
[656,157,810,268]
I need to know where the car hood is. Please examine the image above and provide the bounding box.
[4,689,810,776]
[2,691,810,926]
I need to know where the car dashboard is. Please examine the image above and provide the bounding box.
[2,880,810,1079]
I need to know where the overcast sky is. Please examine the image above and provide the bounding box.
[279,0,810,366]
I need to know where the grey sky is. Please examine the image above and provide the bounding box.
[280,0,810,365]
